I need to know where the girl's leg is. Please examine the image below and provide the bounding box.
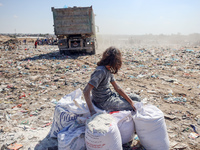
[101,93,141,111]
[95,93,141,112]
[128,93,141,102]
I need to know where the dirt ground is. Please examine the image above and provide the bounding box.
[0,35,200,150]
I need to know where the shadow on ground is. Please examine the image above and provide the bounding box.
[21,51,93,61]
[34,135,58,150]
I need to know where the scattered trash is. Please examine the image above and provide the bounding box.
[0,35,200,149]
[188,132,199,139]
[21,120,29,125]
[197,118,200,125]
[51,99,57,104]
[12,104,22,109]
[164,114,177,120]
[190,124,198,133]
[164,96,187,103]
[42,122,52,128]
[7,143,23,150]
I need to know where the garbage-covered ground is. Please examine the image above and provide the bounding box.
[0,35,200,150]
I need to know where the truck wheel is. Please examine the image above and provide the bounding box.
[64,50,70,55]
[60,50,64,55]
[91,48,96,55]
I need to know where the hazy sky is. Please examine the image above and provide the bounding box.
[0,0,200,35]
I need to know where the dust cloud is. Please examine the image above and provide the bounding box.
[96,34,200,54]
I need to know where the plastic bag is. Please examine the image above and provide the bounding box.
[57,88,89,114]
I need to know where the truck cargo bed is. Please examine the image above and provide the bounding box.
[52,6,95,35]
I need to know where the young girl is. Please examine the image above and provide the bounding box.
[83,46,141,116]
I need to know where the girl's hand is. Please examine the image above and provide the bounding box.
[130,101,136,111]
[90,110,97,116]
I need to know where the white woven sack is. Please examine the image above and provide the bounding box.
[110,111,135,144]
[85,113,122,150]
[58,123,86,150]
[49,106,79,138]
[133,102,169,150]
[49,88,104,138]
[57,88,104,115]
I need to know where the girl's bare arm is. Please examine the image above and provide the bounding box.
[83,83,97,115]
[111,81,136,110]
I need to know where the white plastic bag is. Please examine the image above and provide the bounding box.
[133,102,169,150]
[110,111,135,144]
[57,88,89,114]
[85,113,122,150]
[57,88,104,115]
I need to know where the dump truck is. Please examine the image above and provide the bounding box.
[51,6,97,54]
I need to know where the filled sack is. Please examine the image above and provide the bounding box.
[49,88,104,138]
[133,102,169,150]
[85,113,122,150]
[57,121,86,150]
[48,89,89,138]
[110,110,135,144]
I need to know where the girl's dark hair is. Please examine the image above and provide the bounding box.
[97,46,122,74]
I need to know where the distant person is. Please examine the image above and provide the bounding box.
[45,39,47,44]
[83,46,141,116]
[35,40,38,48]
[23,39,26,45]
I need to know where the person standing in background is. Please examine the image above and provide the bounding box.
[35,40,38,48]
